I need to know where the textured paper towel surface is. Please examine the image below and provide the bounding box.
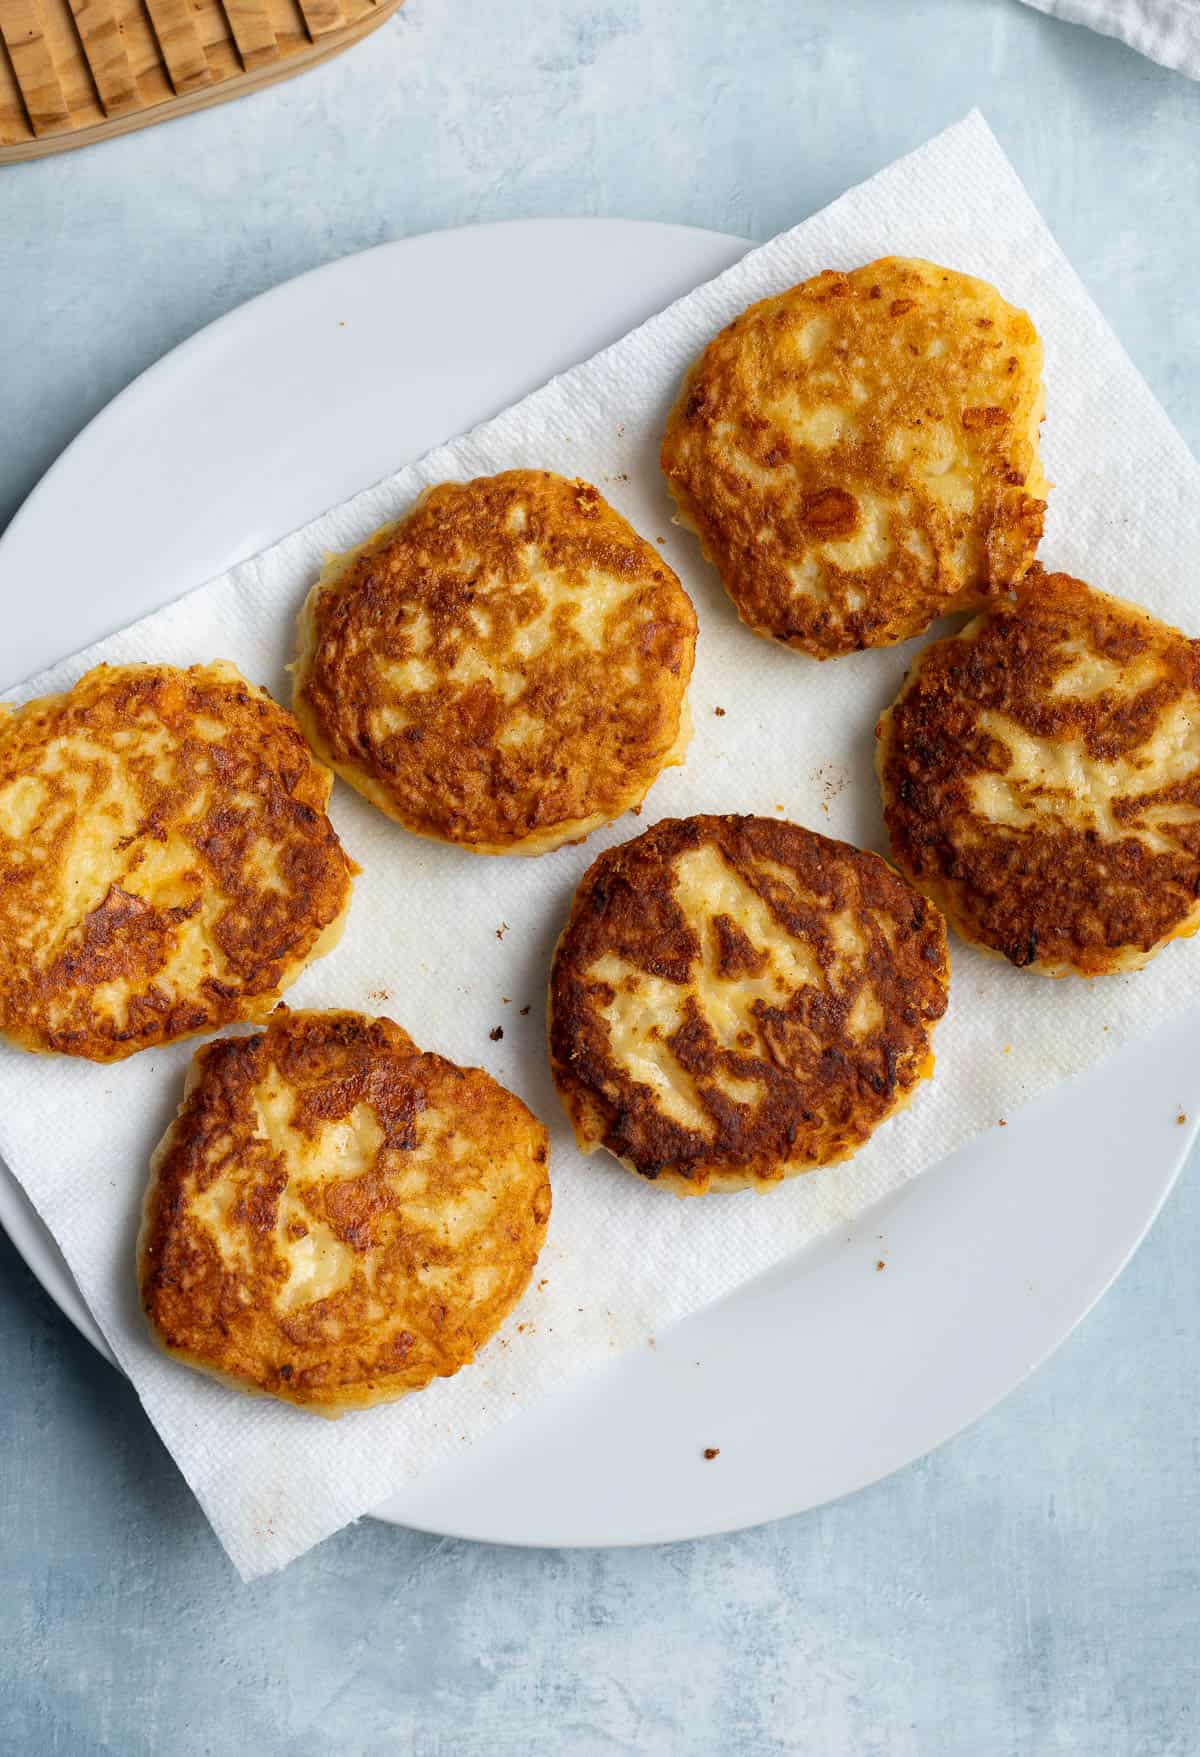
[4,113,1200,1578]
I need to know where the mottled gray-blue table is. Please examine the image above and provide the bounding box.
[2,3,1197,1751]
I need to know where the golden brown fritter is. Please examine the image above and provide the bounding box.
[661,257,1047,658]
[877,568,1200,977]
[293,470,697,855]
[139,1009,552,1415]
[0,662,354,1061]
[548,815,949,1194]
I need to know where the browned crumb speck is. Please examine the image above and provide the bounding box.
[703,1447,720,1461]
[520,1005,531,1016]
[1178,1113,1188,1125]
[489,1026,504,1042]
[875,1260,886,1272]
[714,706,726,717]
[496,924,508,941]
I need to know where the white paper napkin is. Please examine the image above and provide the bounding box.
[5,112,1200,1579]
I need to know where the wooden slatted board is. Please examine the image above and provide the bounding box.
[0,0,403,161]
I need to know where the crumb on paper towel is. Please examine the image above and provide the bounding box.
[367,988,391,1004]
[703,1447,720,1461]
[489,1026,503,1042]
[496,922,508,940]
[811,761,848,807]
[714,706,726,717]
[1178,1113,1188,1125]
[998,1118,1007,1128]
[520,1005,531,1016]
[875,1260,886,1272]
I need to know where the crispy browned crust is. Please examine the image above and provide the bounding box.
[548,815,949,1194]
[877,568,1200,976]
[661,257,1047,658]
[139,1009,552,1415]
[293,470,697,854]
[0,663,354,1061]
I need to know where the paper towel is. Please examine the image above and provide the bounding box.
[4,112,1200,1578]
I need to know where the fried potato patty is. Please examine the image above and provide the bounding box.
[877,568,1200,977]
[293,470,697,854]
[548,815,949,1194]
[139,1009,552,1415]
[0,662,354,1061]
[661,257,1047,658]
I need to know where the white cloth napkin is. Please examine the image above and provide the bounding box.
[5,111,1200,1579]
[1018,0,1200,77]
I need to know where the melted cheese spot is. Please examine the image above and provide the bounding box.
[847,989,883,1039]
[1048,643,1159,701]
[378,658,436,696]
[970,702,1200,855]
[790,404,856,450]
[586,844,826,1132]
[376,562,640,714]
[672,845,821,1036]
[787,554,824,601]
[0,776,46,840]
[588,955,701,1130]
[794,314,832,360]
[818,492,892,570]
[189,1057,532,1320]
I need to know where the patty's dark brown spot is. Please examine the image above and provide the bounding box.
[963,405,1008,430]
[800,488,858,539]
[712,913,769,978]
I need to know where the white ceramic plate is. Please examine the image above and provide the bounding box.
[2,221,1197,1546]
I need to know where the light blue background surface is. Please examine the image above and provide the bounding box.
[2,3,1198,1751]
